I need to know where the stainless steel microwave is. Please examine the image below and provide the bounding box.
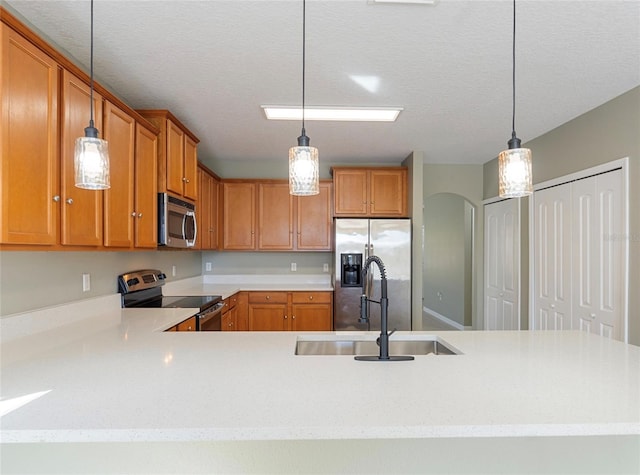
[158,193,197,248]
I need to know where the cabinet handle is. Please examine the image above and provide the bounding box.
[65,198,73,205]
[53,195,60,202]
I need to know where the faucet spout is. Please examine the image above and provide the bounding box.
[355,255,413,362]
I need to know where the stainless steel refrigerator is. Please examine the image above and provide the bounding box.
[334,218,411,331]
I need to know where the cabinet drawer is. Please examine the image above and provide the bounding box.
[248,291,288,304]
[291,292,332,304]
[176,316,196,331]
[225,293,239,309]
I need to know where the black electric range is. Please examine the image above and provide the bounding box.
[118,269,223,330]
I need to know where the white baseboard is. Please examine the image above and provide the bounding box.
[422,307,472,331]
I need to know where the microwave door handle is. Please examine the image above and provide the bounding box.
[184,210,197,247]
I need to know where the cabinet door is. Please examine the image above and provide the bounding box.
[235,291,249,331]
[196,167,209,250]
[223,182,255,250]
[134,123,158,248]
[369,169,407,216]
[183,136,198,200]
[291,304,332,331]
[1,26,59,245]
[166,119,184,196]
[248,304,288,331]
[297,182,332,250]
[333,169,368,216]
[258,183,293,250]
[103,102,135,248]
[60,70,103,246]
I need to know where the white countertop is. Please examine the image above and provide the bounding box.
[1,295,639,444]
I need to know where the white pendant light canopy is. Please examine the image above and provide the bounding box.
[75,0,110,190]
[289,0,319,196]
[498,0,532,198]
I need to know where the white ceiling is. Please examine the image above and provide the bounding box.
[5,0,640,171]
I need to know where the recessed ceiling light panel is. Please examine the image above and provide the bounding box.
[262,106,403,122]
[368,0,438,5]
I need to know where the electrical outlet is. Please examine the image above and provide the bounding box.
[172,265,177,277]
[82,273,91,292]
[205,262,212,272]
[323,263,329,273]
[291,262,297,272]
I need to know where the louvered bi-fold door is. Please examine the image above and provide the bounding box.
[571,170,624,340]
[532,185,572,330]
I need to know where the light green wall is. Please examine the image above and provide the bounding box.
[423,164,484,329]
[201,251,331,275]
[0,251,202,316]
[402,151,424,329]
[483,86,640,344]
[423,193,470,326]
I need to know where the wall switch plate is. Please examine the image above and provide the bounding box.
[172,265,177,277]
[291,262,297,272]
[82,273,90,292]
[205,262,212,271]
[323,263,329,272]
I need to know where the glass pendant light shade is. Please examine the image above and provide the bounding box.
[75,0,110,190]
[74,126,110,190]
[289,132,319,196]
[498,0,532,198]
[498,136,532,198]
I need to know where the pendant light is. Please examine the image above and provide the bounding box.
[498,0,532,198]
[74,0,110,190]
[289,0,319,196]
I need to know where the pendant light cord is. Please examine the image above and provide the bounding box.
[511,0,516,139]
[89,0,95,129]
[301,0,306,135]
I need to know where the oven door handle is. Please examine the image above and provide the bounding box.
[197,303,224,331]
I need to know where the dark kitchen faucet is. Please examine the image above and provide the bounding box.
[356,255,414,362]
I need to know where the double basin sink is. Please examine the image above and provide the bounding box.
[295,335,460,356]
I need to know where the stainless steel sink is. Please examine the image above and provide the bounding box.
[295,337,459,356]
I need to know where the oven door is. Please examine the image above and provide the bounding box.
[197,303,224,331]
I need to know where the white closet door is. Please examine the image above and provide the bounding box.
[484,199,520,330]
[532,185,572,330]
[571,170,624,340]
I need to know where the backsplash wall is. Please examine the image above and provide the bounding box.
[0,251,201,316]
[201,251,332,275]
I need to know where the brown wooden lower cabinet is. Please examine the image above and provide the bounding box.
[222,292,248,331]
[248,291,332,331]
[166,316,196,332]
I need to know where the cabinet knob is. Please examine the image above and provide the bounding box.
[266,295,270,300]
[53,195,60,202]
[590,313,597,319]
[65,198,73,205]
[138,213,143,218]
[188,325,192,331]
[292,315,296,319]
[131,212,137,217]
[550,304,555,309]
[182,177,187,182]
[309,295,313,300]
[284,315,287,319]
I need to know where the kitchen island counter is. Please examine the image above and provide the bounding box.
[1,299,639,473]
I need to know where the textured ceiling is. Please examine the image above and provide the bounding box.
[5,0,640,171]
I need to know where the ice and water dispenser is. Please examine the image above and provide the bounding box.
[340,253,362,287]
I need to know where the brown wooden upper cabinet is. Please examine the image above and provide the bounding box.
[222,181,332,251]
[1,17,160,250]
[1,24,60,246]
[136,110,199,202]
[196,164,220,250]
[332,167,407,217]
